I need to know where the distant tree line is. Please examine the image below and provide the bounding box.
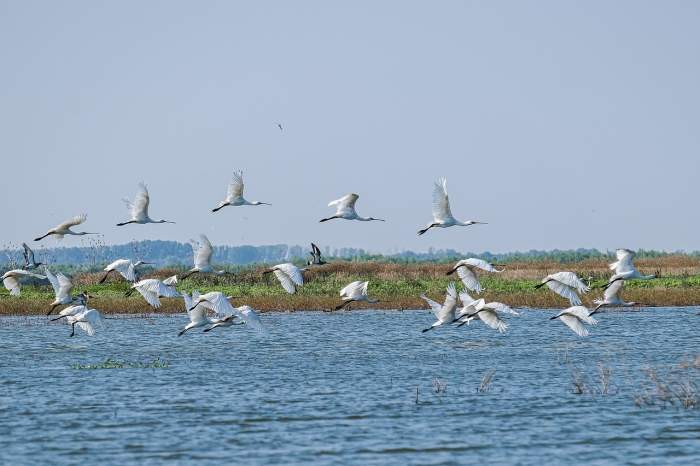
[0,239,697,271]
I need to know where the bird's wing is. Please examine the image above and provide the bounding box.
[159,281,180,298]
[273,269,297,294]
[340,281,361,298]
[462,258,499,272]
[420,294,443,316]
[238,306,265,332]
[477,309,508,333]
[558,314,589,337]
[431,177,453,223]
[44,268,60,295]
[277,263,304,286]
[22,243,33,264]
[361,281,369,297]
[487,302,519,316]
[75,321,96,336]
[57,273,73,298]
[551,272,590,293]
[205,293,234,316]
[458,290,475,306]
[189,306,208,324]
[311,243,321,257]
[183,292,193,312]
[329,193,359,215]
[610,249,635,272]
[128,183,150,220]
[194,234,213,269]
[604,280,624,302]
[136,287,161,308]
[3,277,20,296]
[442,282,458,311]
[162,275,178,286]
[568,306,598,325]
[56,214,87,230]
[456,266,482,293]
[545,280,582,306]
[226,171,245,201]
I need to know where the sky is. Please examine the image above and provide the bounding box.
[1,1,699,254]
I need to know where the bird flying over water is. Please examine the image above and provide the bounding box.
[100,259,151,284]
[320,193,385,223]
[117,183,175,226]
[604,249,656,289]
[45,268,75,315]
[446,258,504,293]
[535,271,590,306]
[592,280,638,313]
[126,275,179,308]
[420,282,459,332]
[550,306,597,337]
[262,263,305,294]
[212,171,271,212]
[180,235,227,279]
[335,281,379,310]
[34,214,98,242]
[417,178,486,235]
[1,269,46,296]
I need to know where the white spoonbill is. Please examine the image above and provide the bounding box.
[446,258,504,293]
[262,263,305,294]
[454,291,512,333]
[418,178,486,235]
[2,269,46,296]
[212,170,270,212]
[126,275,179,308]
[179,291,218,336]
[34,214,98,242]
[334,281,379,310]
[50,292,90,320]
[319,194,385,223]
[535,271,590,306]
[180,235,227,279]
[45,268,74,315]
[420,282,459,332]
[605,249,656,289]
[60,308,104,337]
[188,291,236,315]
[550,306,597,337]
[592,280,638,313]
[117,183,175,226]
[187,294,263,332]
[22,243,43,269]
[99,259,151,283]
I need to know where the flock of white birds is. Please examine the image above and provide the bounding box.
[1,173,655,338]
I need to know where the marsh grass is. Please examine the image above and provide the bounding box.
[633,360,700,409]
[5,257,700,314]
[71,357,170,370]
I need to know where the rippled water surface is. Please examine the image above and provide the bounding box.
[2,307,700,465]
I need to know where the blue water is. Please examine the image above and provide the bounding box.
[1,307,699,465]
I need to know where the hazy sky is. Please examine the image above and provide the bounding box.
[2,1,699,254]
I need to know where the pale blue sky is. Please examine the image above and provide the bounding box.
[1,1,699,253]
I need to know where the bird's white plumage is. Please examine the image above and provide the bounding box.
[131,276,179,308]
[104,259,136,281]
[1,269,46,296]
[193,235,214,270]
[123,183,150,222]
[432,177,454,224]
[421,282,459,330]
[340,281,369,300]
[553,306,597,337]
[235,305,265,332]
[540,272,589,306]
[45,268,73,304]
[195,292,236,316]
[269,263,304,294]
[68,308,103,336]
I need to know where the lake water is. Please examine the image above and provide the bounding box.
[1,307,699,465]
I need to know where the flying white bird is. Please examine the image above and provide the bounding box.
[320,194,385,223]
[179,291,220,336]
[420,282,459,332]
[446,258,504,293]
[180,235,227,279]
[307,243,327,266]
[186,293,263,332]
[188,291,237,315]
[262,263,305,294]
[535,271,590,306]
[454,291,514,333]
[592,280,638,313]
[230,305,265,332]
[49,292,90,320]
[57,308,104,337]
[45,268,75,315]
[126,275,179,308]
[99,259,151,284]
[212,171,270,212]
[335,281,379,310]
[550,306,597,337]
[418,178,486,235]
[22,243,43,269]
[117,183,175,226]
[605,249,656,289]
[1,269,46,296]
[34,214,98,242]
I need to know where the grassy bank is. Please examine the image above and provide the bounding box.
[3,257,700,315]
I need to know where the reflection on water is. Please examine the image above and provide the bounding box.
[1,307,699,465]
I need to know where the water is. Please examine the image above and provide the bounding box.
[1,307,699,465]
